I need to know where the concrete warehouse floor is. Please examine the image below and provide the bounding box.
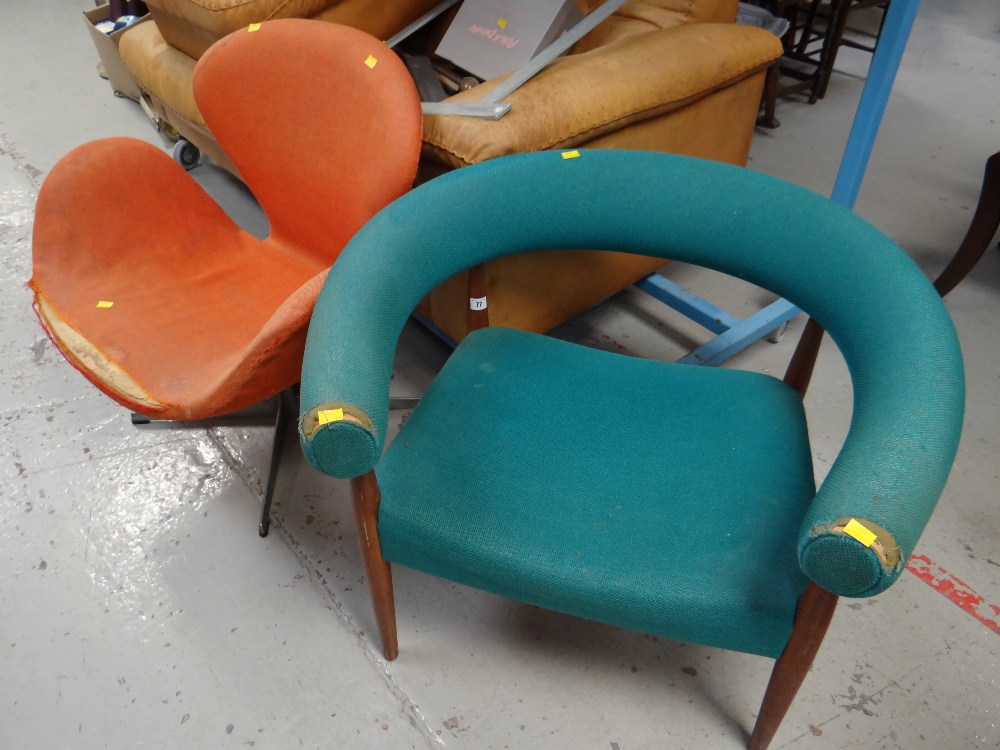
[1,1,998,748]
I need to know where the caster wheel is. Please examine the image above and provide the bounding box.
[172,139,200,171]
[767,321,789,344]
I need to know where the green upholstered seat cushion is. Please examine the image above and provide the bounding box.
[376,327,816,659]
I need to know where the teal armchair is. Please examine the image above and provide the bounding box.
[297,150,964,749]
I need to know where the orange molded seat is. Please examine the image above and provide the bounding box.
[30,20,421,419]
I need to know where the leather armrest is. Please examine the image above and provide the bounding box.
[145,0,444,48]
[422,23,782,168]
[145,0,341,37]
[120,21,203,125]
[576,0,738,24]
[572,0,739,53]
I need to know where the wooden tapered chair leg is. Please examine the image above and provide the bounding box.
[350,471,399,661]
[933,150,1000,297]
[749,582,839,750]
[748,323,837,748]
[784,317,825,399]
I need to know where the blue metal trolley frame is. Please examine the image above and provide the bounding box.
[638,0,921,366]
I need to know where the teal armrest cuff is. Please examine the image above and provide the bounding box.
[299,401,381,479]
[797,320,965,597]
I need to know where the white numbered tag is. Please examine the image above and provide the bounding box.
[470,296,488,311]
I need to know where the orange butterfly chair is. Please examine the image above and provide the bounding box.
[29,20,422,533]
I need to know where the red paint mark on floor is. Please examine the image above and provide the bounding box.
[907,554,1000,636]
[949,61,998,76]
[589,335,630,352]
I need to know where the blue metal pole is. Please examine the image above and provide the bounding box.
[830,0,921,209]
[662,0,922,366]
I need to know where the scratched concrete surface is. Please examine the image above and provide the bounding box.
[1,1,998,748]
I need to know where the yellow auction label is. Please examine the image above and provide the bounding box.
[843,518,877,547]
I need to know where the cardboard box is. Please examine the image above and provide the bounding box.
[83,6,152,102]
[435,0,583,81]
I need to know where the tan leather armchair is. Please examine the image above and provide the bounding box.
[119,0,782,341]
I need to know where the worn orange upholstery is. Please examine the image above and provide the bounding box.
[29,20,422,420]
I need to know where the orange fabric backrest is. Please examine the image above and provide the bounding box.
[192,19,423,267]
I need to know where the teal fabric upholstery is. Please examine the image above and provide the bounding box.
[299,150,964,607]
[376,327,815,658]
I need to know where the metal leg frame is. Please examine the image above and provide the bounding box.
[673,298,802,367]
[258,388,294,537]
[258,390,419,536]
[132,388,296,537]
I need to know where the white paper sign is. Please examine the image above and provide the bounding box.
[436,0,583,81]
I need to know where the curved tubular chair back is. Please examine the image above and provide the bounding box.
[193,20,423,265]
[300,149,964,599]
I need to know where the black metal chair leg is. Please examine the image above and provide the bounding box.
[259,389,293,537]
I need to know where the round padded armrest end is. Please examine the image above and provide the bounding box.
[800,519,904,598]
[299,404,379,479]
